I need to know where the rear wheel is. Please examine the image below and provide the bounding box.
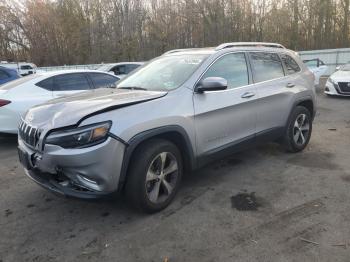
[125,139,183,213]
[283,106,312,153]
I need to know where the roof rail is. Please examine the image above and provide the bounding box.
[215,42,286,51]
[162,48,209,55]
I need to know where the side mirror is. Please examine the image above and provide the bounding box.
[335,66,340,71]
[195,77,228,93]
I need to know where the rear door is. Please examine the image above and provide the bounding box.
[193,52,257,156]
[249,52,300,135]
[52,73,92,98]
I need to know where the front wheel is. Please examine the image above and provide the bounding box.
[125,139,183,213]
[283,106,313,153]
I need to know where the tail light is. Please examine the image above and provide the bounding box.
[0,99,11,107]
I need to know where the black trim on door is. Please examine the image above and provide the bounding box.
[196,126,285,168]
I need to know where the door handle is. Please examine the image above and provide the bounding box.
[286,83,295,88]
[241,92,256,99]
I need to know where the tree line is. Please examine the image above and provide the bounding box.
[0,0,349,66]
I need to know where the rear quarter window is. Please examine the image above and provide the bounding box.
[36,77,54,91]
[281,54,301,75]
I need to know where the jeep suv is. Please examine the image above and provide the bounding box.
[18,43,316,213]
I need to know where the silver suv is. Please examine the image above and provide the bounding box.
[18,43,316,213]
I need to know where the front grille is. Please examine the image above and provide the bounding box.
[19,120,42,148]
[338,82,350,94]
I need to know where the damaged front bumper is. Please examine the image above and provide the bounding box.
[18,137,126,199]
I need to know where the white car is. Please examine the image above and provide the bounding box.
[0,70,120,134]
[303,59,328,86]
[325,64,350,96]
[96,62,144,78]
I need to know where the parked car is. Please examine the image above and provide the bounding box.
[18,42,316,213]
[0,62,37,76]
[0,66,20,85]
[96,62,144,78]
[303,58,328,86]
[0,70,119,134]
[325,63,350,96]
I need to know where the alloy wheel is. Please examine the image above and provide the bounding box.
[145,152,179,204]
[293,113,310,146]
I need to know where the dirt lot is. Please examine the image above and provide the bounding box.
[1,80,350,262]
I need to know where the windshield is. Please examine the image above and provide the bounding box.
[340,64,350,71]
[117,54,209,91]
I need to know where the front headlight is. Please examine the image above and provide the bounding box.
[45,121,111,149]
[327,78,336,85]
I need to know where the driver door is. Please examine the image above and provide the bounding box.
[193,52,257,158]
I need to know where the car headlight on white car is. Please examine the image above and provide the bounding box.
[327,77,336,85]
[45,121,111,149]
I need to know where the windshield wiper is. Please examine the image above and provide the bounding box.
[118,86,148,91]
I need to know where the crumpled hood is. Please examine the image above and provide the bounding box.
[331,70,350,82]
[24,88,167,129]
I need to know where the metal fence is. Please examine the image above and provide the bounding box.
[298,48,350,75]
[37,64,102,72]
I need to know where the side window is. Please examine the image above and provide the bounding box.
[281,54,301,75]
[250,52,285,83]
[112,65,126,75]
[0,70,9,80]
[36,77,54,90]
[20,65,33,70]
[201,53,249,89]
[53,73,91,91]
[89,73,118,89]
[304,60,318,68]
[126,64,140,74]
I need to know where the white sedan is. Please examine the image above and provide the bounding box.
[0,70,120,134]
[325,64,350,96]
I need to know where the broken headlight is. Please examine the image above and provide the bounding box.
[45,122,111,149]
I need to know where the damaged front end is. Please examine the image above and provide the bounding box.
[18,119,126,199]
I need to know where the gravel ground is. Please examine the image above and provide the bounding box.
[1,79,350,262]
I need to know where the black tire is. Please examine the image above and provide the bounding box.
[125,139,183,213]
[283,106,312,153]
